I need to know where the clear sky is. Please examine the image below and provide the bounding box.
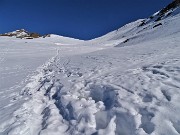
[0,0,172,40]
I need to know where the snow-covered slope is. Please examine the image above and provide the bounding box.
[0,1,180,135]
[86,0,180,47]
[40,34,84,45]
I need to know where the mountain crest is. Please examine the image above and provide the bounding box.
[0,29,41,39]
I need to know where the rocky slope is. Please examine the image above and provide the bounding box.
[0,29,41,39]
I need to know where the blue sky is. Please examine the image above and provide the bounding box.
[0,0,172,40]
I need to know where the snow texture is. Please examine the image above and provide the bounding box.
[0,4,180,135]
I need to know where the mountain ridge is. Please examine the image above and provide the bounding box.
[0,0,179,42]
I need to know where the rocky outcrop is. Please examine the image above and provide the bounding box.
[155,0,180,21]
[138,0,180,27]
[0,29,41,39]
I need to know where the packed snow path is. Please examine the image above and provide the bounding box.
[2,34,180,135]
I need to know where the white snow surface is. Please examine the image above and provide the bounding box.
[0,6,180,135]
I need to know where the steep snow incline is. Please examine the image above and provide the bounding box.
[85,19,143,47]
[85,2,180,48]
[116,7,180,47]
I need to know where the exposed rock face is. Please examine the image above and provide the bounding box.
[0,29,41,39]
[43,34,51,38]
[138,0,180,27]
[30,33,41,38]
[155,0,180,21]
[160,0,180,14]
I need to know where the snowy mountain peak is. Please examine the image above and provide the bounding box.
[0,29,41,39]
[16,29,26,32]
[0,30,84,42]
